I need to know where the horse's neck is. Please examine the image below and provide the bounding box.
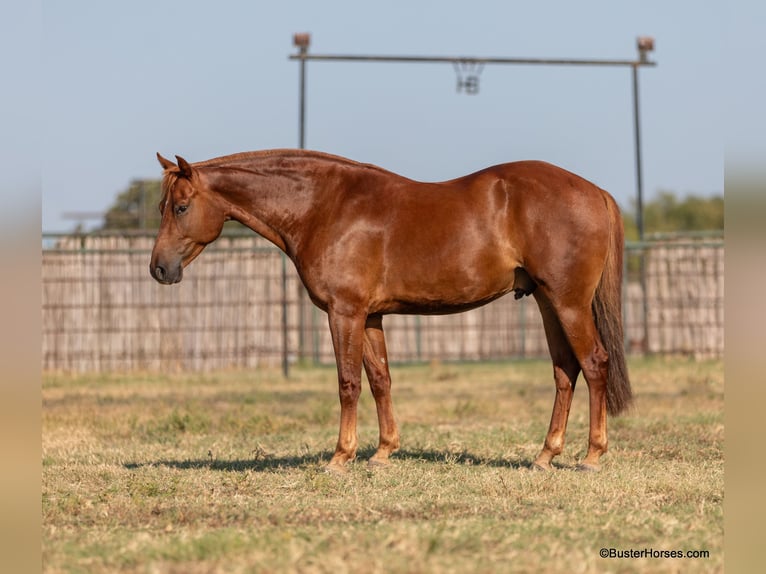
[208,162,324,255]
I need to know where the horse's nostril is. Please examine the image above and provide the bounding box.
[154,265,165,281]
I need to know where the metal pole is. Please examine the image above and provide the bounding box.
[633,37,654,355]
[293,33,311,365]
[281,252,289,378]
[632,64,644,242]
[519,299,526,359]
[290,53,655,68]
[295,33,310,150]
[298,57,306,148]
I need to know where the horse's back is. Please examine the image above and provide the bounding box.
[302,157,614,315]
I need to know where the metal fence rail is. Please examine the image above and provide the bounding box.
[41,232,723,373]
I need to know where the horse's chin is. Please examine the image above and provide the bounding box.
[182,243,207,268]
[167,268,183,284]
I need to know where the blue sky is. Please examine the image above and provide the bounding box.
[30,1,727,231]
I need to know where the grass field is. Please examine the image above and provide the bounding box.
[42,357,723,573]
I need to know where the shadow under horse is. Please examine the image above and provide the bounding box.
[150,150,632,472]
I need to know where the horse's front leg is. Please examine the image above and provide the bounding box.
[362,314,400,467]
[326,309,367,472]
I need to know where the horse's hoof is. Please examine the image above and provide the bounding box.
[576,462,601,472]
[531,461,551,471]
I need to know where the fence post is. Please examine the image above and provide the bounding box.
[312,307,321,364]
[415,315,422,361]
[281,252,289,378]
[519,298,527,359]
[622,243,629,355]
[640,245,649,354]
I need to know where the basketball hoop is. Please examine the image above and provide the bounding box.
[453,60,484,95]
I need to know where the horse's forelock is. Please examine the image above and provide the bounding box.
[159,171,179,209]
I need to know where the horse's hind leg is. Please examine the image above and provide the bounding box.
[532,293,581,471]
[550,302,610,471]
[362,315,400,467]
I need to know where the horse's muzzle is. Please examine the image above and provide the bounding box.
[150,262,183,285]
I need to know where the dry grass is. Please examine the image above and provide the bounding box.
[43,358,723,573]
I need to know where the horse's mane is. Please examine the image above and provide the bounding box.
[159,149,395,206]
[194,149,392,175]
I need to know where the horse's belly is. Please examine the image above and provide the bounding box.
[383,289,514,316]
[376,263,517,315]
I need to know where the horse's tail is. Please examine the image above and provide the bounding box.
[592,191,633,416]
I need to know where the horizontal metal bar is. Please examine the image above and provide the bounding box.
[42,241,723,255]
[289,53,656,68]
[643,230,724,241]
[42,229,259,239]
[626,240,724,250]
[42,247,280,255]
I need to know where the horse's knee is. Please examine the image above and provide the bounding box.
[339,391,359,408]
[338,373,362,403]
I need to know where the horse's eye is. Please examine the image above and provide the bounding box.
[175,205,189,216]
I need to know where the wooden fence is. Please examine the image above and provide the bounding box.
[41,233,723,373]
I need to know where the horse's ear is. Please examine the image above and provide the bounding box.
[176,155,194,178]
[157,153,176,170]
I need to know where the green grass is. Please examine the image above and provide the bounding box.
[43,358,723,573]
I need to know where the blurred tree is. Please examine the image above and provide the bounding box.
[101,178,246,233]
[102,179,163,230]
[622,190,723,241]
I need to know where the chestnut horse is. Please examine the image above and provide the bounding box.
[150,150,631,472]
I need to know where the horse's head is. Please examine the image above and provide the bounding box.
[150,153,227,284]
